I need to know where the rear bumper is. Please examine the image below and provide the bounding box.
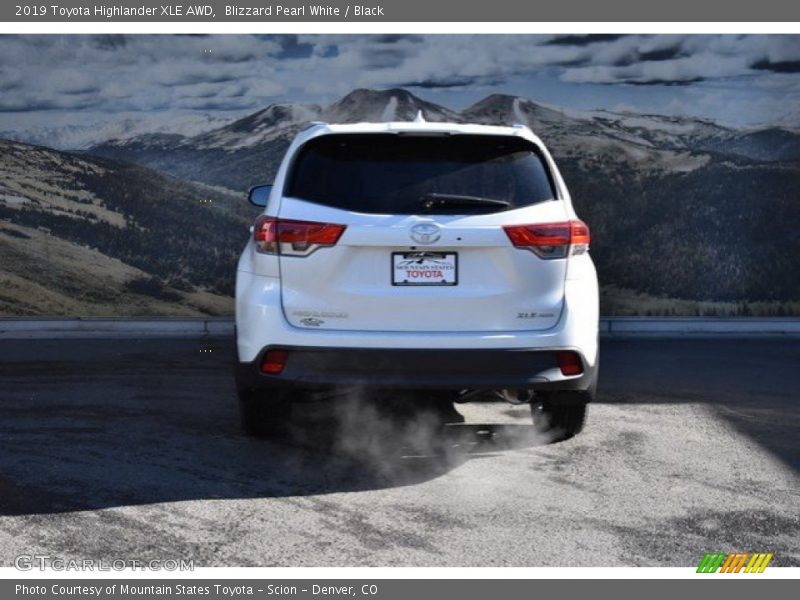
[235,267,599,364]
[236,346,598,394]
[235,255,599,394]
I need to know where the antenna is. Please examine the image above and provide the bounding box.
[413,110,426,123]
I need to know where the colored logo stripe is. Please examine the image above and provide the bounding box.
[697,553,726,573]
[697,552,773,573]
[744,553,773,573]
[720,553,749,573]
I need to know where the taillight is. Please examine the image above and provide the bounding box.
[253,216,346,256]
[503,219,590,259]
[556,351,583,376]
[261,349,289,374]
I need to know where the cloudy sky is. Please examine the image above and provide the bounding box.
[1,34,799,137]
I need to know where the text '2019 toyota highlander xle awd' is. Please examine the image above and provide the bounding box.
[235,115,598,441]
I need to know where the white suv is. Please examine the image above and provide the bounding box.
[235,117,598,440]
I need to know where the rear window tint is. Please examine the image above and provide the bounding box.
[286,134,556,215]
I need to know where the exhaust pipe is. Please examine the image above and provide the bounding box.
[455,389,485,403]
[456,389,536,405]
[498,388,535,405]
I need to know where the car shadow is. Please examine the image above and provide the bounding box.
[0,353,551,516]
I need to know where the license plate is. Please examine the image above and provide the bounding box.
[392,252,458,286]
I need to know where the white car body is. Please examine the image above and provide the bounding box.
[235,118,598,435]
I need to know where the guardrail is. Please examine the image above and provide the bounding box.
[0,317,231,338]
[1,317,799,339]
[602,317,800,337]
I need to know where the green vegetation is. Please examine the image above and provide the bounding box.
[0,149,258,300]
[562,156,800,306]
[3,89,799,317]
[601,285,800,317]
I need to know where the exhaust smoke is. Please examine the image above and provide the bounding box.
[267,388,558,485]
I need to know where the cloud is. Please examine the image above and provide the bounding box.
[289,34,800,94]
[361,47,410,69]
[545,34,626,46]
[752,59,800,73]
[273,35,315,59]
[638,47,685,62]
[372,34,425,44]
[394,76,498,89]
[559,53,748,85]
[91,34,127,51]
[0,34,797,130]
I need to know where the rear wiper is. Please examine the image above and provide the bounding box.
[419,193,511,212]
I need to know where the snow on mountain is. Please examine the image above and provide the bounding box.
[460,92,800,166]
[8,87,800,165]
[108,89,463,153]
[461,93,706,171]
[463,94,578,129]
[320,88,462,124]
[191,103,322,150]
[85,87,800,190]
[462,94,727,144]
[0,114,237,151]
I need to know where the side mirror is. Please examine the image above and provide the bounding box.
[248,184,273,207]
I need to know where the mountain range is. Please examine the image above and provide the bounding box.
[2,88,799,315]
[89,89,800,189]
[0,113,236,152]
[0,139,255,316]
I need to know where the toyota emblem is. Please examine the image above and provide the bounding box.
[409,223,441,245]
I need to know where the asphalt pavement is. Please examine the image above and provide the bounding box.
[0,337,797,567]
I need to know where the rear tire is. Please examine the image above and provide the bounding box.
[530,393,588,442]
[238,388,291,437]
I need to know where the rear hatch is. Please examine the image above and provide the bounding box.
[275,133,570,333]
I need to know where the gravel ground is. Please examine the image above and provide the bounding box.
[0,337,797,567]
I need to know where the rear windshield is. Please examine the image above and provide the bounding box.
[286,133,556,215]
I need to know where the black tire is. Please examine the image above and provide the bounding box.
[530,393,588,442]
[238,388,292,437]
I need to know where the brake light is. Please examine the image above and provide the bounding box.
[503,219,590,258]
[254,216,346,256]
[556,351,583,376]
[261,349,289,374]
